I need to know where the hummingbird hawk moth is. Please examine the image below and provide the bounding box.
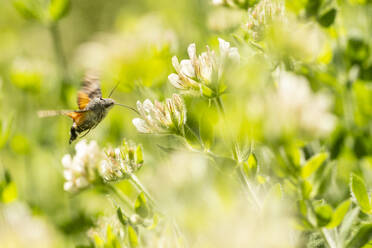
[38,74,136,144]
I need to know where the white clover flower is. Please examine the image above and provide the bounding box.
[265,71,336,137]
[62,140,146,189]
[168,38,239,97]
[61,140,103,192]
[246,0,286,41]
[99,141,144,182]
[132,94,187,135]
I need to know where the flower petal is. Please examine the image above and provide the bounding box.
[218,38,230,54]
[180,59,195,78]
[61,154,72,168]
[168,73,185,89]
[64,182,74,192]
[228,47,240,62]
[172,56,181,73]
[187,43,197,61]
[132,118,151,133]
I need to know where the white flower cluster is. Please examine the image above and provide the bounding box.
[100,141,144,182]
[266,71,336,137]
[62,140,144,192]
[246,0,286,41]
[168,38,239,97]
[132,94,187,135]
[62,140,102,192]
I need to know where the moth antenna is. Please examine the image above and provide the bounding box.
[115,103,140,115]
[108,81,121,98]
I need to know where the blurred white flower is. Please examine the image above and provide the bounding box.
[212,0,225,5]
[74,15,178,72]
[168,38,239,96]
[265,71,336,137]
[132,94,187,135]
[207,6,246,32]
[62,140,103,192]
[246,0,286,41]
[0,202,59,248]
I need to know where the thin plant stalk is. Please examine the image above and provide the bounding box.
[106,183,133,211]
[128,173,157,209]
[49,23,69,82]
[239,166,262,210]
[215,96,225,115]
[128,173,186,245]
[214,95,263,210]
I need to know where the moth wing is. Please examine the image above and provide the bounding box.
[77,73,102,110]
[66,111,90,125]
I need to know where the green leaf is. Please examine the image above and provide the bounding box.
[301,180,313,200]
[147,214,159,230]
[287,144,302,168]
[242,153,258,178]
[346,223,372,248]
[134,192,149,218]
[12,0,40,21]
[362,242,372,248]
[106,225,115,244]
[350,174,372,214]
[301,153,328,179]
[127,225,139,248]
[0,116,13,149]
[1,181,18,203]
[326,200,351,229]
[48,0,70,22]
[305,0,322,17]
[298,200,308,217]
[318,8,337,27]
[201,85,214,98]
[117,207,128,226]
[315,203,333,227]
[135,145,143,165]
[346,38,370,63]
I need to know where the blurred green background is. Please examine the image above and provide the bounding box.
[1,0,372,247]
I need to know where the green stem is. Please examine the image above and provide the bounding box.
[215,96,225,115]
[214,96,263,210]
[129,173,157,209]
[239,166,262,210]
[215,96,262,209]
[106,184,133,211]
[128,174,186,244]
[49,23,69,82]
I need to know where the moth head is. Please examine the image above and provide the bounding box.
[101,98,115,109]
